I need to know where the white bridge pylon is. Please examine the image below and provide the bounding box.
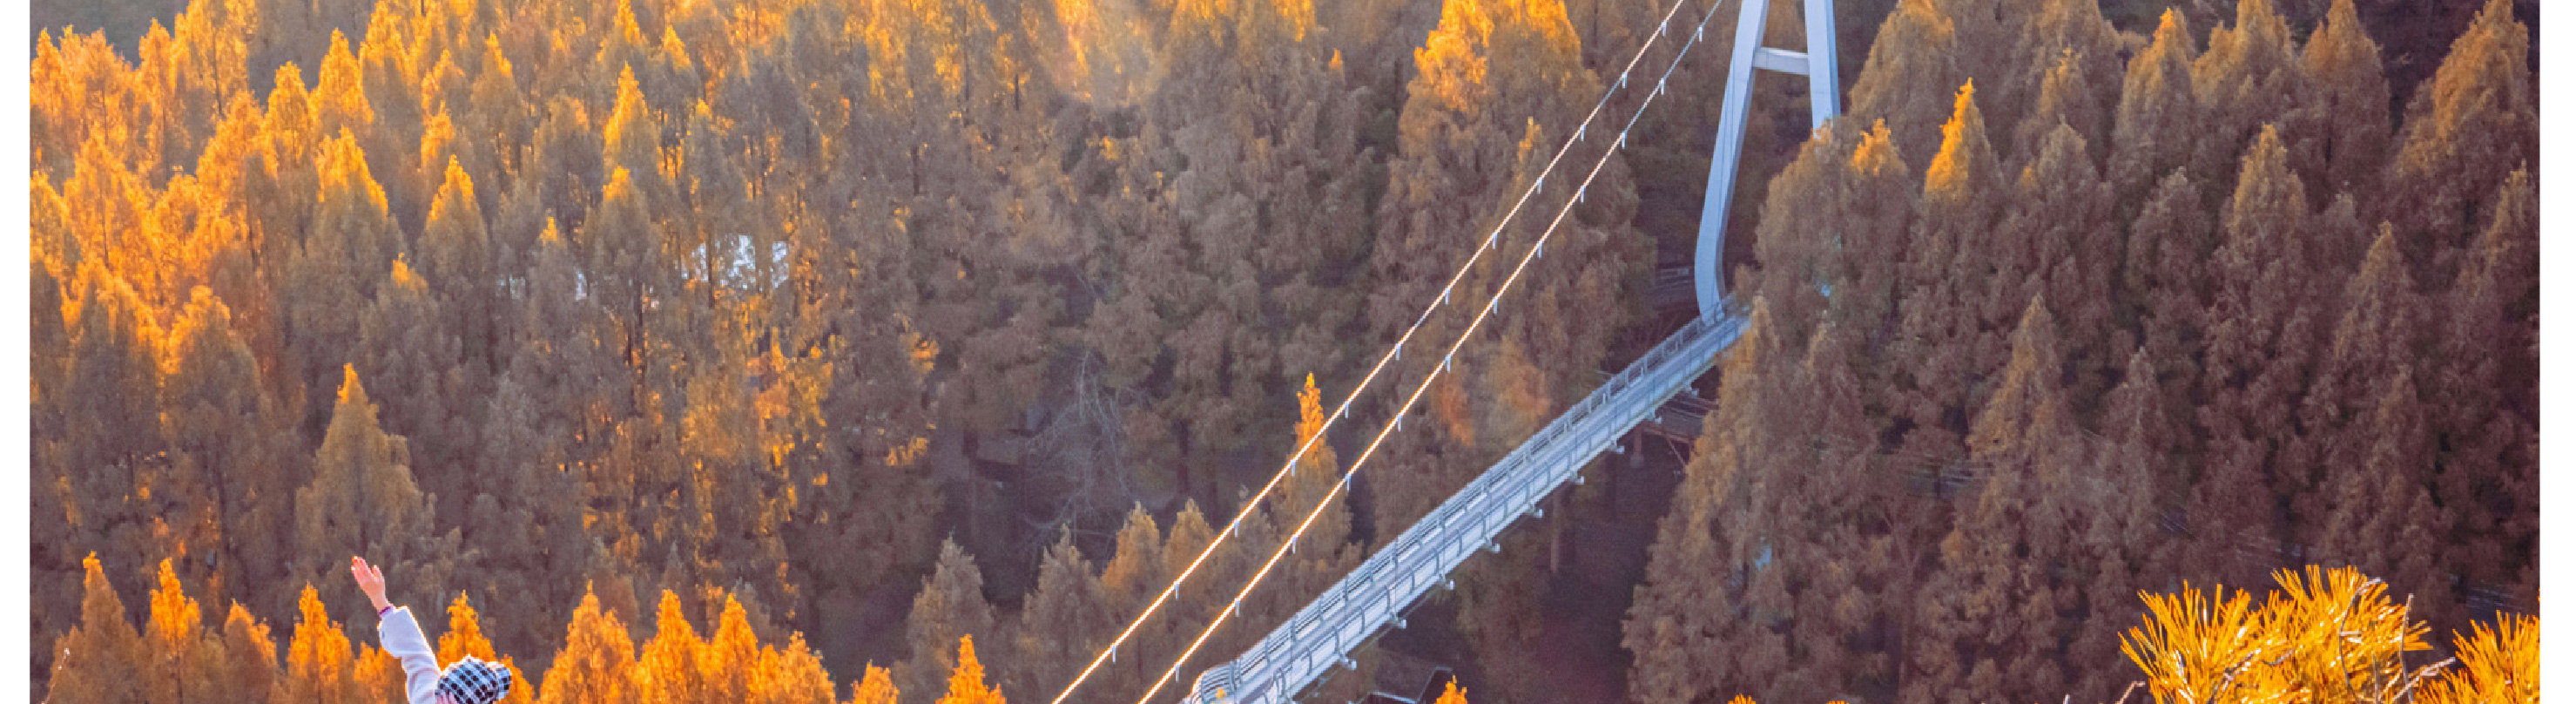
[1696,0,1842,315]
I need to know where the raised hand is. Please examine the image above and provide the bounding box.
[350,556,393,612]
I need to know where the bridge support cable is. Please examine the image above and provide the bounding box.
[1039,0,1720,701]
[1133,3,1740,700]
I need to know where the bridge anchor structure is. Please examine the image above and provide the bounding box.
[1181,1,1840,702]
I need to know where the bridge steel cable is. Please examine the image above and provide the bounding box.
[1130,2,1732,701]
[1039,0,1710,702]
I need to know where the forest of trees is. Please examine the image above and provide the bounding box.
[1622,0,2537,701]
[29,0,2536,698]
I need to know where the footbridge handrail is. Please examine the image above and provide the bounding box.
[1186,308,1749,704]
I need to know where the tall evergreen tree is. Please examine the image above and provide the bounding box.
[1905,295,2080,704]
[280,585,366,704]
[161,287,282,612]
[287,132,403,434]
[1747,123,1858,343]
[937,636,1006,704]
[2285,0,2389,197]
[293,366,453,619]
[2067,349,2177,698]
[218,602,281,704]
[1892,80,2001,475]
[2107,10,2199,198]
[1993,123,2116,398]
[434,594,536,704]
[145,559,230,704]
[852,664,901,704]
[2382,0,2534,269]
[1095,506,1167,696]
[2189,0,2303,196]
[60,270,168,592]
[2431,167,2537,607]
[2007,0,2120,155]
[2308,367,2451,633]
[2191,125,2316,587]
[702,597,766,704]
[1010,532,1108,701]
[637,591,712,704]
[2286,227,2422,531]
[353,259,466,507]
[1791,123,1916,418]
[539,589,641,704]
[1759,320,1906,703]
[900,541,999,704]
[1365,0,1642,531]
[417,157,497,374]
[2118,171,2214,389]
[1845,0,1963,170]
[46,555,148,704]
[2010,51,2104,173]
[1623,299,1788,704]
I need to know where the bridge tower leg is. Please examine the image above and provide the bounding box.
[1692,0,1840,317]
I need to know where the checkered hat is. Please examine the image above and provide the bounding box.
[435,656,513,704]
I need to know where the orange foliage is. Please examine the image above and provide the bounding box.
[937,635,1005,704]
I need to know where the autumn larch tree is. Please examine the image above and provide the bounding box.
[280,585,369,704]
[2107,10,2199,200]
[59,269,168,599]
[1096,506,1168,697]
[2189,125,2319,588]
[2284,227,2422,538]
[416,157,498,380]
[293,366,455,623]
[1844,0,1963,171]
[1624,299,1790,704]
[538,588,640,704]
[937,635,1006,704]
[163,287,291,611]
[287,131,403,436]
[2308,366,2452,633]
[900,540,1000,704]
[435,593,536,704]
[2066,348,2180,698]
[1905,295,2081,704]
[852,664,901,704]
[637,591,713,704]
[1009,531,1109,701]
[145,558,233,704]
[2283,0,2390,199]
[2006,0,2121,165]
[218,601,282,702]
[1745,120,1859,343]
[1992,122,2116,400]
[2431,168,2537,610]
[46,555,148,704]
[2188,0,2303,198]
[1891,79,2003,484]
[353,259,471,519]
[1366,0,1644,541]
[2380,0,2534,274]
[2118,171,2214,398]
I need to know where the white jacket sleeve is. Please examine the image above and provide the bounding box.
[377,606,446,704]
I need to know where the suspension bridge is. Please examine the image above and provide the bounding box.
[1042,0,1846,701]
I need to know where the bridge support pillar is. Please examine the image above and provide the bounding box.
[1693,0,1841,316]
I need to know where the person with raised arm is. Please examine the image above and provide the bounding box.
[352,555,515,704]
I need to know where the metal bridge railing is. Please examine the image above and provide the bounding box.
[1189,308,1748,704]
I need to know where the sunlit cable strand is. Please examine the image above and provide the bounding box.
[1130,3,1726,701]
[1039,1,1705,702]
